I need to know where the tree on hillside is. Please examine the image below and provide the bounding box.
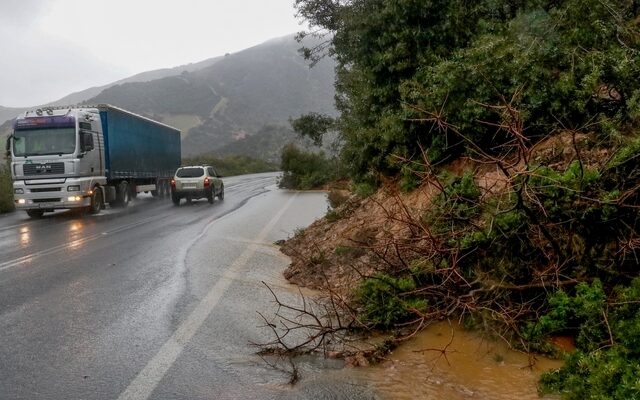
[295,0,640,181]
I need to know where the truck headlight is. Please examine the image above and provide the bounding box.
[14,188,24,194]
[67,185,80,192]
[17,199,26,205]
[67,196,82,202]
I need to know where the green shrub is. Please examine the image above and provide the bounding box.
[353,182,376,198]
[182,154,277,177]
[537,279,640,399]
[0,166,14,213]
[279,143,334,190]
[356,273,427,328]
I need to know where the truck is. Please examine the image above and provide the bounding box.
[4,104,181,218]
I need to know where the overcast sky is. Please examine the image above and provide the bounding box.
[0,0,303,107]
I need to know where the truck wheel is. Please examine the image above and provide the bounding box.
[26,210,44,219]
[117,182,130,207]
[89,187,103,214]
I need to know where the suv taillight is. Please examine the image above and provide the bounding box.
[170,179,176,188]
[204,177,210,187]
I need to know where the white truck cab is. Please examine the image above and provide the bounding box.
[7,106,106,218]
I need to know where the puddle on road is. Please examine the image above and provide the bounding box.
[350,322,563,399]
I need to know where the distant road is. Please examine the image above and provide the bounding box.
[0,172,376,400]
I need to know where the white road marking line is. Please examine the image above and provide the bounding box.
[117,193,298,400]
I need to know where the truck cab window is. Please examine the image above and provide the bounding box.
[13,128,76,157]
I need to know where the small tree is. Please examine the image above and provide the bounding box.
[279,144,333,190]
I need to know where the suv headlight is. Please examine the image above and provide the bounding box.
[67,185,81,192]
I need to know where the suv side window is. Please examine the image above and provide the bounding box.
[208,167,217,177]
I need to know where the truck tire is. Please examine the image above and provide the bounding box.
[26,209,45,219]
[116,181,130,207]
[89,187,103,214]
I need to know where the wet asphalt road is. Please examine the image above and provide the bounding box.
[0,173,378,400]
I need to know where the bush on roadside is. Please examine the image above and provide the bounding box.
[355,273,428,328]
[537,279,640,399]
[182,154,278,177]
[279,143,335,190]
[0,165,14,213]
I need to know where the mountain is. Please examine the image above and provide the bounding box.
[2,34,336,159]
[0,106,25,128]
[48,56,224,106]
[86,35,336,156]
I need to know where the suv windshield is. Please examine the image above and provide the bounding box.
[177,167,204,178]
[13,128,76,157]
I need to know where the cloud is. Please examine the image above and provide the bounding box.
[0,0,302,106]
[0,27,128,106]
[0,0,52,26]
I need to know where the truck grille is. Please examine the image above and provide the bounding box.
[23,163,65,176]
[30,187,62,193]
[33,198,61,203]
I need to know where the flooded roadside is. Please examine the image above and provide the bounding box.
[347,322,564,399]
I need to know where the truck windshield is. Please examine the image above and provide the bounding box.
[13,128,76,157]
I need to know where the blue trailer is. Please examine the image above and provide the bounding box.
[6,104,181,217]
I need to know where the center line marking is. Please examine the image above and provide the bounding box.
[117,193,298,400]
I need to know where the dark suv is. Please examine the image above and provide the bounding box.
[170,166,224,206]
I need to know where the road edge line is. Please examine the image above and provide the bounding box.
[117,192,298,400]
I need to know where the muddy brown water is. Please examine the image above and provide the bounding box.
[347,322,564,399]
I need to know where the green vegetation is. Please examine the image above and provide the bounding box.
[182,154,277,177]
[293,0,640,397]
[356,273,428,328]
[537,279,640,399]
[0,165,14,213]
[296,0,640,180]
[279,144,335,190]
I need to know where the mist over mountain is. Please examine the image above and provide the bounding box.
[49,56,224,107]
[87,35,336,157]
[0,106,24,128]
[2,35,336,160]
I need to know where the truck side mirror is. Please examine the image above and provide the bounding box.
[81,131,94,152]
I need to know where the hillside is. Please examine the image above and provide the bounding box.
[0,106,25,128]
[86,35,336,156]
[49,56,224,107]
